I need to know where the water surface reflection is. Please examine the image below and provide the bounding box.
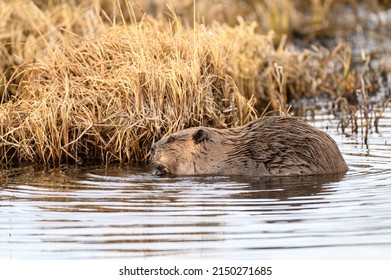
[1,111,391,259]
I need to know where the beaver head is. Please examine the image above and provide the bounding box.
[151,126,232,175]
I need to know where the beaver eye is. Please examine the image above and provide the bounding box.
[166,136,175,144]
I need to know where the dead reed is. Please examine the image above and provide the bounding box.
[337,76,390,144]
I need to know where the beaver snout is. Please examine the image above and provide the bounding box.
[150,142,169,175]
[152,163,168,176]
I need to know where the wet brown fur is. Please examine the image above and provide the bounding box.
[151,116,348,176]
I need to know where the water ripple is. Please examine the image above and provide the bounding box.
[1,111,391,259]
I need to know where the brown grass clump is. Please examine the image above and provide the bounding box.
[0,0,106,101]
[1,16,258,167]
[220,30,361,111]
[151,0,390,40]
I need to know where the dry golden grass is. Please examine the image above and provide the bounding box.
[0,0,108,101]
[2,0,386,102]
[1,14,261,167]
[151,0,390,39]
[0,0,389,168]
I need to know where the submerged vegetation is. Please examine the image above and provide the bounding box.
[0,0,390,168]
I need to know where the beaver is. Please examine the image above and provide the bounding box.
[151,116,348,176]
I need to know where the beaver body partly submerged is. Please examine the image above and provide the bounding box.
[151,116,348,176]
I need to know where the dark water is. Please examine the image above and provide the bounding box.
[1,110,391,260]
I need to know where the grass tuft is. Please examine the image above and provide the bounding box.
[1,16,259,167]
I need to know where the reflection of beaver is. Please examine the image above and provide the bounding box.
[151,116,348,176]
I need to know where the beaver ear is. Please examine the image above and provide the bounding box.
[192,129,208,144]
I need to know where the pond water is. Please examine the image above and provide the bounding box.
[1,106,391,260]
